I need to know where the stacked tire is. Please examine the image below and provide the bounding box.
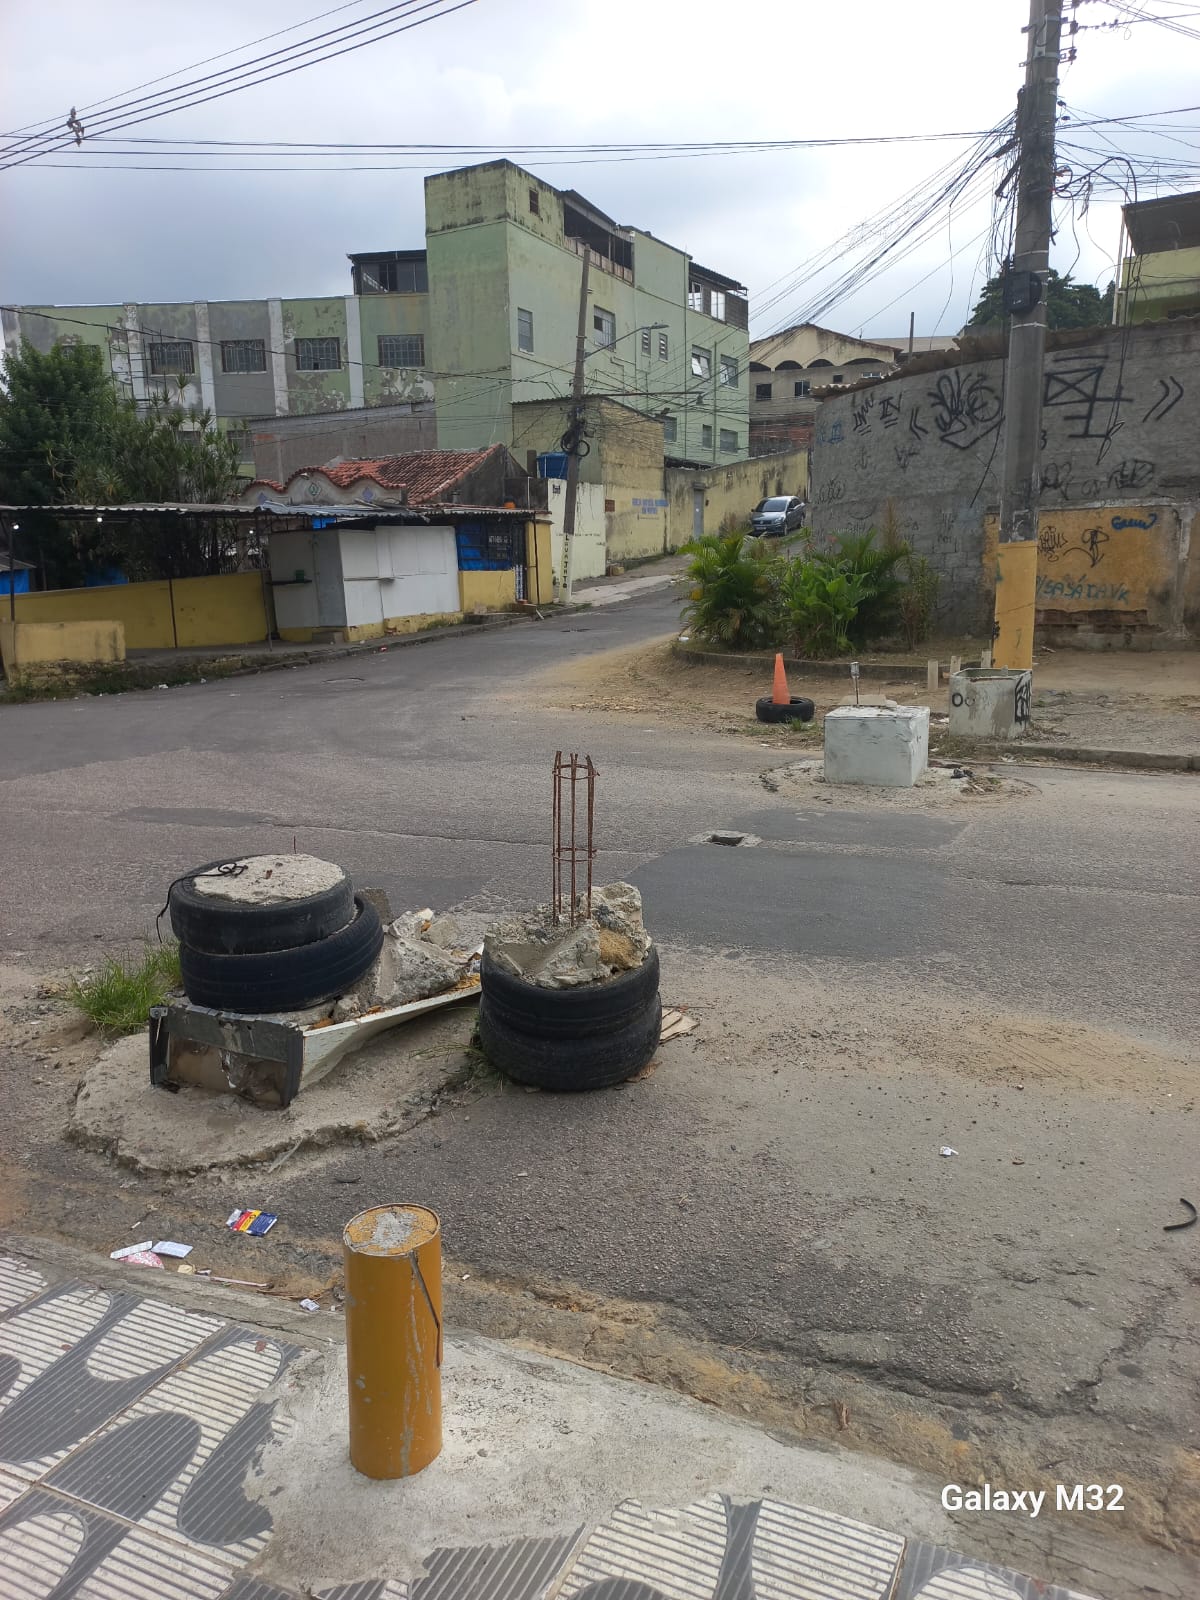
[478,945,661,1091]
[169,857,383,1013]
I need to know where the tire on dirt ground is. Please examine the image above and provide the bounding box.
[755,695,815,724]
[169,858,355,955]
[479,946,660,1038]
[477,991,662,1091]
[178,895,382,1012]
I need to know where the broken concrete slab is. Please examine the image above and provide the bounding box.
[68,1008,477,1174]
[334,924,465,1020]
[189,853,346,904]
[485,882,653,989]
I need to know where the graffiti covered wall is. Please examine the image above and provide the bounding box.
[808,320,1200,640]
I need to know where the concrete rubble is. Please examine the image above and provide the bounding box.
[333,910,472,1021]
[483,881,653,989]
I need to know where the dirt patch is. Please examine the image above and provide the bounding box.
[760,756,1035,810]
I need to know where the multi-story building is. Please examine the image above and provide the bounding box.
[1115,189,1200,325]
[425,162,749,466]
[748,323,902,455]
[2,161,749,471]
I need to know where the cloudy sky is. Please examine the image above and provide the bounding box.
[1,0,1194,339]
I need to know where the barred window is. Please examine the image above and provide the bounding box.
[147,340,194,375]
[220,339,267,374]
[296,337,341,371]
[378,333,425,368]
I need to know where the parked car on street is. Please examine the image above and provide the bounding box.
[750,496,806,536]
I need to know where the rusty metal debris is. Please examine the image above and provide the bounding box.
[551,751,598,926]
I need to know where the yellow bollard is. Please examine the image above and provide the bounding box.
[343,1204,443,1479]
[992,540,1037,671]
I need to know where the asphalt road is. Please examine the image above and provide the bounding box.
[3,590,1198,1589]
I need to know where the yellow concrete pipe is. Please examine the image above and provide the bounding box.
[343,1204,443,1479]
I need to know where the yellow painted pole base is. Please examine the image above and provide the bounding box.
[344,1205,443,1479]
[992,540,1037,671]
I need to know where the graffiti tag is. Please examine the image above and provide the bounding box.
[1142,376,1183,423]
[1106,458,1155,491]
[928,370,1003,451]
[1036,573,1131,604]
[1111,512,1157,531]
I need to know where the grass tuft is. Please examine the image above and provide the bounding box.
[68,943,182,1035]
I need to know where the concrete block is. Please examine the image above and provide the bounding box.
[949,668,1032,740]
[823,705,930,788]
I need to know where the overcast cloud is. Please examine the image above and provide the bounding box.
[0,0,1193,338]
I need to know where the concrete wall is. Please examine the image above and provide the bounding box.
[665,449,809,547]
[546,481,607,586]
[251,404,436,483]
[10,572,269,649]
[808,320,1200,637]
[0,618,125,684]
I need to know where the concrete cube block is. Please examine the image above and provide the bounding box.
[823,705,930,788]
[949,668,1032,740]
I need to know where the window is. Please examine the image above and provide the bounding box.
[687,285,704,312]
[147,340,194,375]
[709,290,726,321]
[720,428,738,453]
[831,374,844,384]
[701,424,714,449]
[592,307,615,348]
[794,380,811,397]
[640,327,651,355]
[658,331,669,360]
[378,333,425,368]
[295,337,341,371]
[528,187,540,216]
[517,308,534,353]
[356,257,428,294]
[662,415,677,442]
[220,339,267,374]
[690,346,711,380]
[719,355,738,387]
[755,382,772,402]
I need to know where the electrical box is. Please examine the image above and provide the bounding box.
[1002,270,1042,315]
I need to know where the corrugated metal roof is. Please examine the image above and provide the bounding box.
[246,445,507,502]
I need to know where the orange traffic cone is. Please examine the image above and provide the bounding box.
[771,652,790,705]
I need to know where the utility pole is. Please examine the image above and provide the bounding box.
[560,249,590,604]
[993,0,1063,670]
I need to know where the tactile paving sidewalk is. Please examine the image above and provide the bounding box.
[0,1256,1100,1600]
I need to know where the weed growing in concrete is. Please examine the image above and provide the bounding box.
[68,944,182,1035]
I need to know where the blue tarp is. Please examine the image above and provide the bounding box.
[0,570,30,596]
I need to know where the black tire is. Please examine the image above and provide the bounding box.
[479,945,660,1036]
[169,858,355,956]
[478,993,662,1090]
[178,896,383,1012]
[755,695,815,724]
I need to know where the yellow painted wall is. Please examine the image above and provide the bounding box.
[172,573,269,647]
[983,505,1179,627]
[665,450,809,547]
[0,619,125,682]
[11,573,269,650]
[459,569,517,611]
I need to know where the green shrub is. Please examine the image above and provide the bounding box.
[778,560,870,657]
[810,530,909,643]
[681,532,781,649]
[898,552,941,648]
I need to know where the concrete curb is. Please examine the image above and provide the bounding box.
[672,639,930,681]
[1013,742,1200,772]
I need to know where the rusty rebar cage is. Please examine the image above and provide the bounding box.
[551,751,598,926]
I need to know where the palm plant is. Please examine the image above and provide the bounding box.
[681,532,781,649]
[811,530,909,643]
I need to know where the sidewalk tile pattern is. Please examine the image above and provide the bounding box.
[0,1259,1103,1600]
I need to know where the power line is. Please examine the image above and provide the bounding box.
[0,0,479,171]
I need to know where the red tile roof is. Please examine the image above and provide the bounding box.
[248,445,507,503]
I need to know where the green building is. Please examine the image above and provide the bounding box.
[2,160,749,470]
[1115,190,1200,325]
